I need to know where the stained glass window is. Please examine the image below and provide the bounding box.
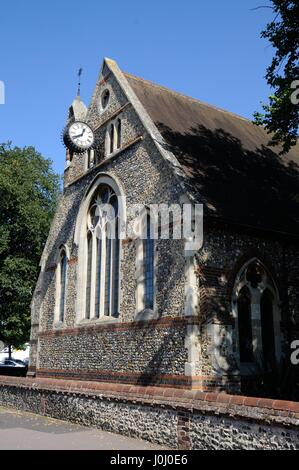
[85,185,120,319]
[59,250,67,322]
[143,213,154,310]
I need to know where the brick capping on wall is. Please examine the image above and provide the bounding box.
[0,376,298,428]
[35,368,240,390]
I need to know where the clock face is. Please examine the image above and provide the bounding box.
[68,121,94,150]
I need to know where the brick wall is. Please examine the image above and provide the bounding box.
[0,376,298,450]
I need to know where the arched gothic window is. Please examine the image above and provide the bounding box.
[237,286,253,362]
[84,185,120,319]
[116,118,121,150]
[55,247,68,324]
[86,149,95,169]
[106,118,122,156]
[136,209,155,316]
[109,124,114,154]
[143,212,154,310]
[233,259,280,367]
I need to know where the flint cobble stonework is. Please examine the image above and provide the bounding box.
[189,414,298,450]
[0,377,298,450]
[37,320,187,381]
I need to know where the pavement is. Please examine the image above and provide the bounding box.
[0,406,168,450]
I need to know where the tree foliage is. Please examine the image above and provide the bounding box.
[253,0,299,154]
[0,143,60,349]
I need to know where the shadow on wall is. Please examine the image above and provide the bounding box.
[133,319,187,385]
[241,356,299,402]
[154,121,299,398]
[157,122,299,235]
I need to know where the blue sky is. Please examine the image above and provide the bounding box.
[0,0,274,175]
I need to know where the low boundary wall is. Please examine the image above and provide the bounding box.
[0,376,298,449]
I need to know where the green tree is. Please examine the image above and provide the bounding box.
[0,143,60,357]
[253,0,299,154]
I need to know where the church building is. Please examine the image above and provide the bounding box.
[28,58,299,394]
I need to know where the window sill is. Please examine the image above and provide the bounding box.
[53,321,65,329]
[135,308,158,322]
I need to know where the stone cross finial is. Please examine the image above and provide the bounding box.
[77,68,83,97]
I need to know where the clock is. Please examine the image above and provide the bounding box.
[63,121,95,153]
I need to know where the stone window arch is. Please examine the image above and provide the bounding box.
[116,118,121,150]
[143,211,154,310]
[109,123,114,154]
[105,117,122,157]
[135,208,156,319]
[75,174,125,322]
[232,258,281,368]
[54,245,69,326]
[86,148,95,170]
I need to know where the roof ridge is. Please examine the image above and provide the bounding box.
[123,71,254,126]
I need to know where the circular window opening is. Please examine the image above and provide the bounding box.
[101,89,110,110]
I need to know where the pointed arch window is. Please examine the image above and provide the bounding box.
[85,232,92,319]
[116,118,121,149]
[237,286,253,362]
[94,236,102,319]
[143,212,154,310]
[106,117,122,156]
[136,209,155,316]
[233,259,281,367]
[109,124,114,154]
[54,247,68,325]
[84,185,120,319]
[87,149,95,169]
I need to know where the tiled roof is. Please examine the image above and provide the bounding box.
[125,72,299,237]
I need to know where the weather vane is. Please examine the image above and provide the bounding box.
[77,67,83,97]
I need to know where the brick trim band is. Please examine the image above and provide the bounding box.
[36,368,240,390]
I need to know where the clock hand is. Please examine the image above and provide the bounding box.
[71,127,88,141]
[72,128,86,139]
